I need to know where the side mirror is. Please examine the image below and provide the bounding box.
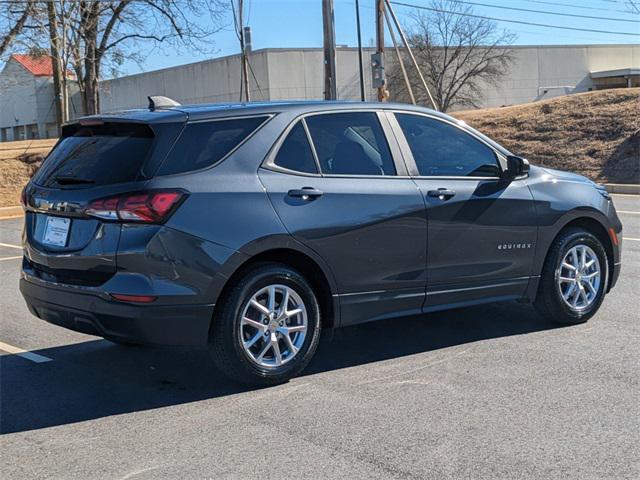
[504,155,530,179]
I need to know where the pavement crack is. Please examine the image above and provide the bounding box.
[357,348,470,386]
[119,465,163,480]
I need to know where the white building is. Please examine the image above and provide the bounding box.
[0,54,65,142]
[1,44,638,142]
[99,44,639,114]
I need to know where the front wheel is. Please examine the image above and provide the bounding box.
[535,228,608,325]
[209,264,322,386]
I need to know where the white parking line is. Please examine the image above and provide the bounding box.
[0,341,52,363]
[623,237,640,242]
[0,242,22,250]
[0,255,22,262]
[618,211,640,215]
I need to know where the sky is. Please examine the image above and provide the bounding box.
[118,0,640,77]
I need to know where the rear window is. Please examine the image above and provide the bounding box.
[305,112,396,176]
[35,123,154,187]
[157,116,269,176]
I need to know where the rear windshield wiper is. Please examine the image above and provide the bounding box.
[52,175,96,185]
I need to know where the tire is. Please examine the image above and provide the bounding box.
[208,263,322,386]
[535,227,608,325]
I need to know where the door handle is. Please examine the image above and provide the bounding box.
[287,187,323,200]
[427,188,456,200]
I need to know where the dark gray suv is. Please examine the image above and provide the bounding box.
[20,100,622,385]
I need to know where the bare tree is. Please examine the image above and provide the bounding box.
[387,0,515,112]
[72,0,228,114]
[0,0,37,57]
[2,0,228,115]
[627,1,640,14]
[46,0,65,133]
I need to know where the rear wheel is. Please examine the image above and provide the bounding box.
[209,263,321,386]
[535,228,608,325]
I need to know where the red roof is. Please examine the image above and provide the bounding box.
[10,54,75,78]
[11,54,55,76]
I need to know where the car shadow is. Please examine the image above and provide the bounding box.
[1,301,560,434]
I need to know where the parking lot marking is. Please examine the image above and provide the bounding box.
[623,237,640,242]
[0,242,22,250]
[618,210,640,215]
[0,341,52,363]
[0,256,22,262]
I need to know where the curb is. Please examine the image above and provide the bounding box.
[0,206,23,219]
[604,184,640,195]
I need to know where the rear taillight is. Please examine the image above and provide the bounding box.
[85,190,185,223]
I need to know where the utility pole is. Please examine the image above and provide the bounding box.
[355,0,365,101]
[375,0,387,102]
[238,0,250,102]
[322,0,337,100]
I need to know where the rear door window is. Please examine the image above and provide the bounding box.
[305,112,396,176]
[157,116,269,176]
[35,123,154,187]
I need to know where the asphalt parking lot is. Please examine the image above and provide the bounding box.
[1,194,638,479]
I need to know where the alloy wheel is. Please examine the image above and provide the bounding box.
[556,244,601,312]
[239,284,308,368]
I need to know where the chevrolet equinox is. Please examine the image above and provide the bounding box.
[20,98,623,385]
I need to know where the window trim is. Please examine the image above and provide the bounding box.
[155,113,274,178]
[263,116,322,177]
[387,110,509,180]
[262,109,410,178]
[266,118,321,175]
[301,118,323,174]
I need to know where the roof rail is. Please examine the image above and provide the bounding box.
[148,95,181,111]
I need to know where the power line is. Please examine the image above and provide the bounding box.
[518,0,633,15]
[340,0,632,16]
[590,0,640,10]
[390,1,640,36]
[453,0,639,22]
[246,57,264,98]
[593,0,630,4]
[553,0,627,4]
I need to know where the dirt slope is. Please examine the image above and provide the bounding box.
[0,139,56,207]
[0,90,638,207]
[455,88,640,184]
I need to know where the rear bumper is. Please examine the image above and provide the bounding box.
[20,278,214,346]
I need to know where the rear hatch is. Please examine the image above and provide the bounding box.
[23,114,186,286]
